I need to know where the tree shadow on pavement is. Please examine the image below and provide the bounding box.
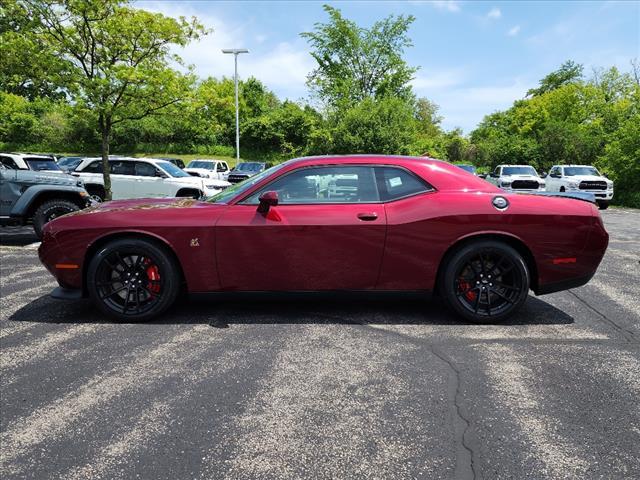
[9,291,574,327]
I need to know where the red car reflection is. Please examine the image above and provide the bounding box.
[39,155,608,323]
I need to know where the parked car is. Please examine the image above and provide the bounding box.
[0,163,90,238]
[72,157,230,201]
[0,153,63,172]
[544,165,613,210]
[157,157,186,169]
[455,164,477,175]
[57,156,85,173]
[39,155,608,323]
[486,165,546,193]
[183,159,230,180]
[227,162,272,183]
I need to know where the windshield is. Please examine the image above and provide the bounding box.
[189,160,215,169]
[58,157,83,168]
[235,162,263,172]
[457,165,476,173]
[207,163,285,203]
[564,166,600,176]
[156,161,190,177]
[25,158,61,171]
[502,166,538,176]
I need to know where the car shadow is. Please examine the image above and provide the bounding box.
[9,291,574,327]
[0,226,38,246]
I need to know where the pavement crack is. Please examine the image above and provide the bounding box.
[567,289,637,343]
[429,345,481,480]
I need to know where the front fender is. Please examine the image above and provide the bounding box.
[11,185,88,217]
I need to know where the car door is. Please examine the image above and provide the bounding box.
[0,165,17,216]
[546,166,560,191]
[133,161,167,197]
[108,160,136,199]
[216,161,229,180]
[215,165,387,291]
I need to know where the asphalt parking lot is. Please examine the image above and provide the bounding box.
[1,209,639,480]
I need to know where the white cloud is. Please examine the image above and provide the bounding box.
[487,8,502,19]
[420,1,461,13]
[411,69,466,90]
[429,79,532,132]
[507,25,521,36]
[135,1,314,100]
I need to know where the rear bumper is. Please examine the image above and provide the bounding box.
[535,272,595,295]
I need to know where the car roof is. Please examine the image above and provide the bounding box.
[269,155,497,193]
[2,153,55,160]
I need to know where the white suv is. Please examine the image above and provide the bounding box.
[73,157,230,201]
[545,165,613,209]
[486,165,546,193]
[0,153,62,172]
[183,159,230,180]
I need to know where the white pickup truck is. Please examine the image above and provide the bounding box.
[73,157,230,201]
[486,165,546,193]
[183,159,230,180]
[544,165,613,209]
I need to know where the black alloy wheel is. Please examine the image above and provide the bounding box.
[442,240,530,323]
[87,238,180,321]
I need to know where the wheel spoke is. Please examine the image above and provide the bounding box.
[494,281,519,292]
[485,288,492,315]
[491,288,514,304]
[99,284,127,300]
[122,287,131,313]
[134,287,141,314]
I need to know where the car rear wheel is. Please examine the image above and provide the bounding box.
[33,199,80,239]
[87,238,180,321]
[441,240,530,323]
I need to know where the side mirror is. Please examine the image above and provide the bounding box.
[257,191,278,214]
[478,173,487,179]
[156,170,168,178]
[541,172,548,178]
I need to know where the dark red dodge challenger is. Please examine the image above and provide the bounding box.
[39,155,609,323]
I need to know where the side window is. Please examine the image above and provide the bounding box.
[242,166,379,204]
[0,156,19,169]
[217,163,228,172]
[111,161,135,175]
[135,162,158,177]
[375,167,431,201]
[83,161,103,173]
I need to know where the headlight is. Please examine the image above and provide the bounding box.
[501,181,511,187]
[76,180,84,187]
[205,184,221,190]
[567,182,578,188]
[539,181,546,187]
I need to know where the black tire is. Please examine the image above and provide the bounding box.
[86,185,105,203]
[441,240,530,323]
[33,199,80,239]
[86,238,181,321]
[597,200,609,210]
[176,189,202,199]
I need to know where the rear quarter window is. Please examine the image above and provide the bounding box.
[375,167,432,201]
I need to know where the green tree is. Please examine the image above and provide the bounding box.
[301,5,417,108]
[25,0,205,199]
[527,60,584,97]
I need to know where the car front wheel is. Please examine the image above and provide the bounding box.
[87,238,181,321]
[441,240,530,323]
[33,199,80,239]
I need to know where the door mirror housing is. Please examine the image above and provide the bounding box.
[257,191,278,214]
[540,172,548,178]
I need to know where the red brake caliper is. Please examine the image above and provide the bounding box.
[458,278,477,302]
[144,259,161,293]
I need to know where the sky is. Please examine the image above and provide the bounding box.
[137,0,640,132]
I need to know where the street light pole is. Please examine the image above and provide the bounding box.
[222,48,249,161]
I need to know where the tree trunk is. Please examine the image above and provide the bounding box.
[99,113,113,201]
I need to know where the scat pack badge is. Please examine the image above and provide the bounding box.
[190,238,200,247]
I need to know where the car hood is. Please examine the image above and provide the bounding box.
[64,197,208,218]
[183,168,212,174]
[503,175,542,181]
[564,175,610,182]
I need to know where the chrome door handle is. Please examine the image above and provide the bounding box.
[357,212,378,221]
